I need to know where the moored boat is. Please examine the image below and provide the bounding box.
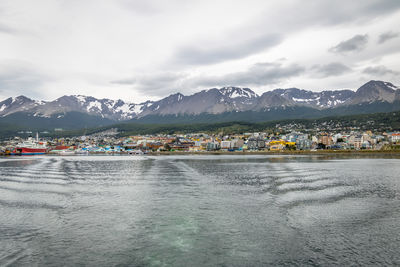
[58,150,75,156]
[12,141,47,155]
[49,149,75,155]
[128,149,144,155]
[75,149,89,155]
[11,134,47,155]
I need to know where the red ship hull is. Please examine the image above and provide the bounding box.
[12,147,47,155]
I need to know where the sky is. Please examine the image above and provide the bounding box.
[1,0,400,103]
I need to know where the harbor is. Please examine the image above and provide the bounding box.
[1,129,400,156]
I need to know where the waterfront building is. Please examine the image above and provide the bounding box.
[391,133,400,143]
[296,139,312,150]
[221,141,232,149]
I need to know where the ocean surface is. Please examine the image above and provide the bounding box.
[0,154,400,266]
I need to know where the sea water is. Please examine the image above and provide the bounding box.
[0,155,400,266]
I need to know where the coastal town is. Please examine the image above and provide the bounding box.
[1,128,400,155]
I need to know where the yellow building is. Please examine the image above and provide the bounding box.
[268,140,296,151]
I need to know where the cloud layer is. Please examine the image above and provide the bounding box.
[0,0,400,102]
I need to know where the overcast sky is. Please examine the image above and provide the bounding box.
[1,0,400,103]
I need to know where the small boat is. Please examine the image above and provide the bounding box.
[128,149,144,155]
[58,150,75,156]
[75,149,89,155]
[48,149,75,155]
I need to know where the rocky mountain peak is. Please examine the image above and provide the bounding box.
[219,87,258,99]
[358,80,397,93]
[351,80,398,104]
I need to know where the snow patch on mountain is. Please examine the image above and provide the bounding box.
[384,82,398,90]
[115,103,131,114]
[86,101,102,112]
[131,103,145,114]
[75,95,87,105]
[292,97,314,102]
[34,100,46,105]
[219,87,258,99]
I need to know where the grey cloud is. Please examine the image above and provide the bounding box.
[312,62,351,77]
[363,65,399,75]
[173,33,283,66]
[0,8,18,34]
[0,23,17,34]
[325,0,400,25]
[191,62,305,87]
[0,61,47,98]
[138,72,184,88]
[290,0,400,27]
[111,72,186,97]
[378,31,399,44]
[329,34,369,53]
[117,0,161,15]
[110,78,136,85]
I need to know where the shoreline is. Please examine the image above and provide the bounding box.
[147,150,400,156]
[2,150,400,157]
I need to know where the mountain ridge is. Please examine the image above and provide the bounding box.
[0,80,399,130]
[1,80,398,121]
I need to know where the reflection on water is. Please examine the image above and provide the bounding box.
[0,155,400,266]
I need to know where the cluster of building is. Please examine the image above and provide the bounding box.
[1,130,400,154]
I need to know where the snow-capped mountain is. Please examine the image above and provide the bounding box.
[0,96,45,116]
[219,87,258,99]
[0,95,153,121]
[272,88,355,108]
[139,87,259,116]
[0,80,399,122]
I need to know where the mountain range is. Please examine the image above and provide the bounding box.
[0,80,399,130]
